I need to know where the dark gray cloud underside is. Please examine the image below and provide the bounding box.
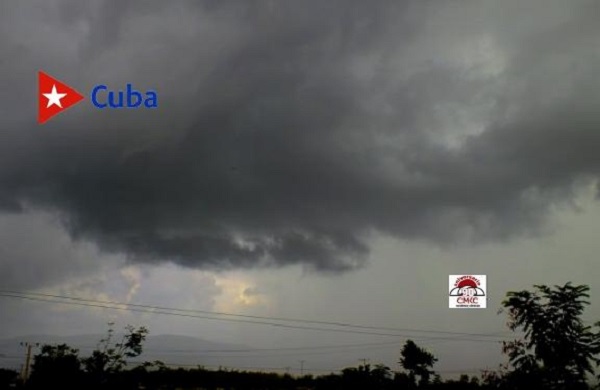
[1,1,599,272]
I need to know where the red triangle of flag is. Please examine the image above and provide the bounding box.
[38,71,85,124]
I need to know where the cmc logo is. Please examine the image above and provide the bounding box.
[449,275,487,309]
[38,71,158,124]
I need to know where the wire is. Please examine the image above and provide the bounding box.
[125,361,492,375]
[0,290,509,340]
[0,291,508,341]
[0,353,491,375]
[0,292,415,337]
[72,340,407,354]
[128,360,339,372]
[4,335,500,363]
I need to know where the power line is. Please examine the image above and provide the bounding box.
[6,340,406,355]
[175,341,404,353]
[0,292,410,337]
[0,290,509,340]
[0,354,491,378]
[1,340,497,361]
[3,336,501,360]
[42,340,406,354]
[129,360,338,373]
[39,332,507,358]
[123,361,494,376]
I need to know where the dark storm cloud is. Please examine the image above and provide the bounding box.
[1,1,599,273]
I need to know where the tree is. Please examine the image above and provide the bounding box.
[82,322,149,386]
[501,282,600,389]
[338,363,393,390]
[399,339,438,387]
[370,363,393,385]
[29,344,82,388]
[0,368,19,388]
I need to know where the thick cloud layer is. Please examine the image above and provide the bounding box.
[1,1,599,273]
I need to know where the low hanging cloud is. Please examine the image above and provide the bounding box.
[1,1,599,275]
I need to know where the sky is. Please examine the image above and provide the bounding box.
[1,0,600,377]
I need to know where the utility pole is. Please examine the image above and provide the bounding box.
[359,358,370,367]
[299,360,305,376]
[20,342,39,383]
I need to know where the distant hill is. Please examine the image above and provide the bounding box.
[0,334,254,371]
[0,334,357,374]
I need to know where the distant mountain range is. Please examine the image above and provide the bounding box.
[0,334,360,375]
[0,334,256,371]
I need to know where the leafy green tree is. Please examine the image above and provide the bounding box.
[501,282,600,389]
[399,339,438,387]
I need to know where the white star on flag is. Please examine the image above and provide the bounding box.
[43,84,67,108]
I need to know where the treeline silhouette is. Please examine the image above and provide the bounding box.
[2,282,600,390]
[0,363,495,390]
